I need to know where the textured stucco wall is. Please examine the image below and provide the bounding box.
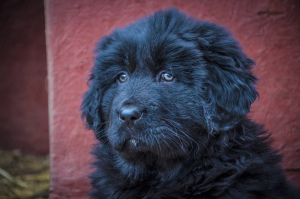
[0,0,49,155]
[45,0,300,198]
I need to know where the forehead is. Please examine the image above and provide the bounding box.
[98,29,201,76]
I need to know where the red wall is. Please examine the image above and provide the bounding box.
[45,0,300,198]
[0,0,49,155]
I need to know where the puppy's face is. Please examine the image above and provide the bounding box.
[100,36,205,160]
[82,9,257,163]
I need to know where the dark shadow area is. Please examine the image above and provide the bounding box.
[0,0,49,198]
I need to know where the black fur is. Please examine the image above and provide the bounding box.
[81,9,298,199]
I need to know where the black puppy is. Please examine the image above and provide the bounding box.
[81,9,298,199]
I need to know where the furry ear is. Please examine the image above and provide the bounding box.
[81,75,98,128]
[198,23,258,131]
[81,77,104,140]
[81,37,111,138]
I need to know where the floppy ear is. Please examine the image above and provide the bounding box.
[81,74,98,127]
[81,37,112,138]
[81,74,106,140]
[198,23,258,132]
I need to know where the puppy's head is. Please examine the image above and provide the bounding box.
[81,9,257,161]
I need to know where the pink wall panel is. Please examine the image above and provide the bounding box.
[45,0,300,197]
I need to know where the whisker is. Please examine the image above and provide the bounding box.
[156,128,178,157]
[157,128,187,157]
[162,118,200,153]
[153,134,162,152]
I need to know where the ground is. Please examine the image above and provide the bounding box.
[0,150,49,198]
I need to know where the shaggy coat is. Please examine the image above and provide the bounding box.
[81,9,298,199]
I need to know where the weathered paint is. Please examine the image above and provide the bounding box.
[45,0,300,198]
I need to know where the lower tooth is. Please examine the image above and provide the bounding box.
[130,139,137,147]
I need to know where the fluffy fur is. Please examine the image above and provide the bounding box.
[81,9,298,199]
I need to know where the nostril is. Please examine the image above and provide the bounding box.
[119,114,126,121]
[131,115,139,121]
[119,107,142,126]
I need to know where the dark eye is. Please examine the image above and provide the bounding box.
[118,73,127,83]
[161,72,174,82]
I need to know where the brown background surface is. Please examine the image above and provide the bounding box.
[0,0,49,155]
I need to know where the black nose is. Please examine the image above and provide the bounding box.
[119,107,142,127]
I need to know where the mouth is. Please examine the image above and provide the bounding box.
[116,137,147,153]
[125,138,144,149]
[128,138,138,147]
